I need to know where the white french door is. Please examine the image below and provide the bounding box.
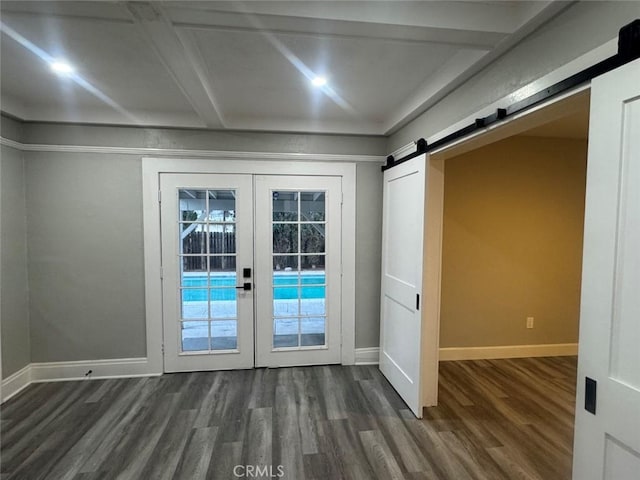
[160,173,342,372]
[254,175,342,367]
[379,155,426,418]
[572,59,640,479]
[161,174,254,372]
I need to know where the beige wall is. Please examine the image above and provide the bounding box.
[440,136,587,348]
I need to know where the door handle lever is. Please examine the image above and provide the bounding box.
[236,282,252,291]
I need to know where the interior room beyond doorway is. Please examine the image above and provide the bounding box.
[439,130,588,357]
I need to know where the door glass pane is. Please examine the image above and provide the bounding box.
[181,223,207,255]
[274,287,299,316]
[208,190,236,221]
[273,255,298,273]
[181,289,208,319]
[273,191,298,221]
[301,254,325,271]
[300,192,325,221]
[301,290,325,316]
[181,256,208,274]
[301,284,325,299]
[208,268,236,288]
[208,224,236,254]
[211,321,237,350]
[301,317,325,346]
[182,274,207,290]
[180,190,207,220]
[301,224,325,253]
[210,288,237,318]
[182,321,209,351]
[209,256,236,273]
[301,271,324,285]
[273,271,299,288]
[273,224,298,253]
[274,318,299,348]
[181,257,207,287]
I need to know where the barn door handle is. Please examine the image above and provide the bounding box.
[236,282,252,291]
[585,377,597,415]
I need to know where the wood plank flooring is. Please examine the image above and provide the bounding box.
[0,356,577,479]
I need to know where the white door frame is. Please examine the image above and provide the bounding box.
[142,158,357,374]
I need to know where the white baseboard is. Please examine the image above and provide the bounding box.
[2,345,576,402]
[354,343,578,366]
[355,347,380,365]
[30,357,159,382]
[1,364,32,403]
[2,357,160,403]
[439,343,579,361]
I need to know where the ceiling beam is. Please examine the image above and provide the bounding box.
[165,1,522,34]
[166,7,505,49]
[124,1,225,128]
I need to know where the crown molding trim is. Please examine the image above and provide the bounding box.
[0,137,385,163]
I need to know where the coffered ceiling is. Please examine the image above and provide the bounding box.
[0,1,571,135]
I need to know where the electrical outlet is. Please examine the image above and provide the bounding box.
[526,317,534,329]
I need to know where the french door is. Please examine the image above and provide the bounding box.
[160,173,342,372]
[255,175,342,367]
[160,174,254,372]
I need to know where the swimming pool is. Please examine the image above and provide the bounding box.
[182,273,326,300]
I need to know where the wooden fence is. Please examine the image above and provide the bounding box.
[182,231,236,271]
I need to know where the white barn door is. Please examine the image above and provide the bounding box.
[572,59,640,479]
[380,155,426,418]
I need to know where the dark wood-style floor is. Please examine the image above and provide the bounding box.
[0,356,577,479]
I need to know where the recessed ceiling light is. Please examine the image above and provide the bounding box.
[311,76,327,87]
[50,61,74,75]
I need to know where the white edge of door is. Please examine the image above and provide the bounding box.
[142,158,358,373]
[421,155,444,408]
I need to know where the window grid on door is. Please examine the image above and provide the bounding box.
[272,190,327,349]
[178,189,239,352]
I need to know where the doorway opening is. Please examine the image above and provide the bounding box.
[439,94,589,361]
[425,90,590,479]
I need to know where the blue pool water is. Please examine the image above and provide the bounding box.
[182,274,325,301]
